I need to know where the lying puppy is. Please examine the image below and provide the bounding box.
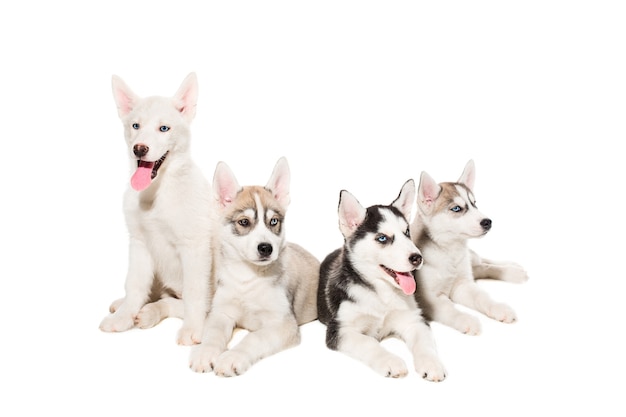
[411,160,528,335]
[189,157,318,376]
[317,180,446,380]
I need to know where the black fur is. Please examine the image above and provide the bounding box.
[317,205,400,350]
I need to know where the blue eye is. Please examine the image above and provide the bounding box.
[159,126,170,132]
[270,218,279,226]
[132,123,140,130]
[376,234,388,243]
[451,206,462,212]
[238,219,250,227]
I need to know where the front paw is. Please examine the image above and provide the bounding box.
[213,350,252,377]
[488,302,517,323]
[136,304,161,329]
[502,264,529,283]
[415,354,446,382]
[189,345,221,373]
[99,313,135,333]
[372,354,408,378]
[452,314,482,335]
[177,324,202,346]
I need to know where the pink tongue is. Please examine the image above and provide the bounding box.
[397,272,416,295]
[131,161,155,191]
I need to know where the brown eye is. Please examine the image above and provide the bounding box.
[238,219,250,227]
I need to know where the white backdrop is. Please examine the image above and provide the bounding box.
[1,1,624,415]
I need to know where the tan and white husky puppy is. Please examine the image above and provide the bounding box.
[317,180,446,380]
[99,73,213,346]
[410,160,528,335]
[189,157,318,377]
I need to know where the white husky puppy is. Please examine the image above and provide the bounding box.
[99,73,213,345]
[189,157,319,377]
[410,160,528,335]
[317,180,446,380]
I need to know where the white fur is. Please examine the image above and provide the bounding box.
[189,157,318,377]
[99,73,214,346]
[319,180,446,381]
[411,160,528,335]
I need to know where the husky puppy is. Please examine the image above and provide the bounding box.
[410,160,528,335]
[99,73,213,345]
[189,157,318,377]
[317,180,446,380]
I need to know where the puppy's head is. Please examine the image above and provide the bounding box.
[338,180,422,295]
[112,73,198,191]
[417,159,492,240]
[213,157,290,265]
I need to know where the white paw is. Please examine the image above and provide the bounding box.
[108,298,124,313]
[488,302,517,323]
[189,345,221,373]
[99,313,135,333]
[415,354,446,382]
[502,264,529,283]
[177,324,202,346]
[372,354,408,378]
[453,314,482,335]
[213,351,251,377]
[136,304,161,329]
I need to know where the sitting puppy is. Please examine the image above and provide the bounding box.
[189,157,319,377]
[317,180,446,380]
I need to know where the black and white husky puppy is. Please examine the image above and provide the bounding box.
[317,180,446,380]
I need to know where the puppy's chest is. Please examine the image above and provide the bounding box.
[419,248,472,290]
[341,284,416,336]
[214,267,291,327]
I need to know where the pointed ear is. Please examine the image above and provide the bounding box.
[111,75,139,118]
[458,159,476,191]
[212,161,241,209]
[338,190,366,238]
[417,171,441,214]
[265,156,291,208]
[391,179,416,221]
[173,72,198,122]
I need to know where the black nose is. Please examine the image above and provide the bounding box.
[133,144,149,157]
[480,218,492,231]
[409,253,423,267]
[258,243,273,257]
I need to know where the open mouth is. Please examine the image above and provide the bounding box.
[130,151,169,191]
[380,265,416,295]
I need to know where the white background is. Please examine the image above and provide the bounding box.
[1,1,624,415]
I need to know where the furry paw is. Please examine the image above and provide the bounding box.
[213,350,252,377]
[99,313,135,333]
[136,304,162,329]
[177,324,202,346]
[372,354,408,378]
[488,303,517,323]
[108,298,124,313]
[189,345,221,373]
[415,354,446,382]
[501,264,529,283]
[453,314,482,335]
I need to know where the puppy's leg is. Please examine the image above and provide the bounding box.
[177,244,212,345]
[99,241,154,332]
[471,250,529,283]
[337,326,408,378]
[450,280,517,323]
[136,297,184,329]
[428,293,482,335]
[392,312,446,382]
[213,316,300,377]
[189,310,235,373]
